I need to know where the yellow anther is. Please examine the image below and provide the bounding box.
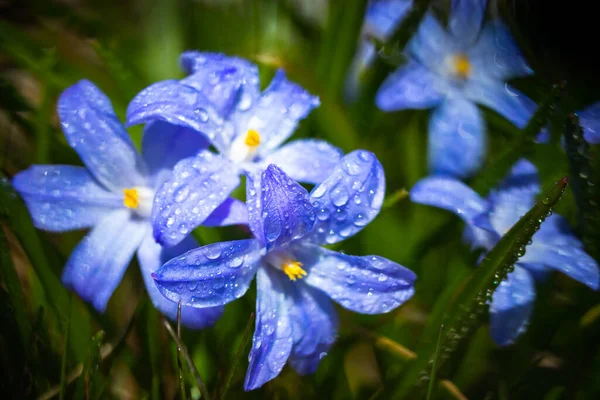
[282,261,307,281]
[245,129,261,148]
[453,53,471,79]
[123,188,139,209]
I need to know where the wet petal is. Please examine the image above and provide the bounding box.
[487,159,539,235]
[469,21,533,81]
[428,97,486,178]
[407,13,454,68]
[244,267,293,391]
[58,80,148,190]
[152,239,263,308]
[253,165,315,251]
[410,175,487,222]
[12,165,122,232]
[235,69,319,155]
[264,139,343,185]
[141,121,209,178]
[62,209,147,312]
[364,0,413,40]
[180,51,260,117]
[287,282,338,375]
[203,197,248,227]
[126,80,233,153]
[137,233,224,329]
[465,80,537,129]
[578,101,600,144]
[376,60,447,111]
[448,0,486,46]
[490,265,535,346]
[296,244,416,314]
[306,150,385,245]
[151,151,240,246]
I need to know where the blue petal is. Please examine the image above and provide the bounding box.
[12,165,122,232]
[490,265,535,346]
[407,13,453,68]
[464,80,537,129]
[296,244,416,314]
[244,267,293,391]
[126,80,234,153]
[137,233,224,329]
[234,69,319,156]
[203,198,248,227]
[287,282,338,375]
[410,176,488,223]
[141,121,209,179]
[469,21,533,81]
[180,51,260,117]
[306,150,385,245]
[62,209,147,312]
[254,165,315,251]
[151,151,240,246]
[448,0,486,46]
[376,60,447,111]
[578,102,600,144]
[487,159,539,235]
[245,169,265,244]
[152,239,263,308]
[58,80,148,191]
[364,0,413,40]
[263,139,343,185]
[428,97,486,178]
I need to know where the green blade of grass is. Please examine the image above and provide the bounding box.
[59,297,72,400]
[219,312,255,400]
[426,324,444,400]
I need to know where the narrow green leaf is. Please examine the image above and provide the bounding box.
[59,297,72,400]
[147,302,162,400]
[392,176,568,398]
[426,324,444,400]
[219,312,255,400]
[471,82,565,195]
[83,331,105,399]
[176,303,188,400]
[563,113,600,260]
[382,189,409,209]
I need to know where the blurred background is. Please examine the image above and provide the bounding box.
[2,0,600,399]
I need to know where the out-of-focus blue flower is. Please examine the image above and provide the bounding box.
[345,0,413,100]
[577,102,600,144]
[12,80,249,328]
[127,52,343,247]
[410,159,599,346]
[152,151,416,390]
[376,0,536,178]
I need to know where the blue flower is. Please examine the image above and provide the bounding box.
[12,80,248,328]
[126,52,343,247]
[577,102,600,144]
[376,0,536,178]
[410,159,599,345]
[152,151,416,390]
[345,0,413,100]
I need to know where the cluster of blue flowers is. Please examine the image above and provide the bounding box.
[11,0,600,391]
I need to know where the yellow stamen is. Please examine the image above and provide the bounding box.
[282,260,307,281]
[245,129,261,148]
[123,188,139,209]
[453,53,471,79]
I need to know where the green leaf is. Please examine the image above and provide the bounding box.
[426,324,444,400]
[219,312,255,400]
[391,176,568,398]
[59,297,72,400]
[563,113,600,260]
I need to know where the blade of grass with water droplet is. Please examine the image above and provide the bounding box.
[219,312,255,400]
[426,324,444,400]
[471,82,565,195]
[563,113,600,260]
[392,176,569,398]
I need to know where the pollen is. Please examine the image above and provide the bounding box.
[245,129,261,148]
[123,188,139,209]
[282,260,307,281]
[453,53,471,79]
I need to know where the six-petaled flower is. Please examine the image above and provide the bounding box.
[152,151,416,390]
[12,80,248,328]
[410,159,599,345]
[126,52,343,247]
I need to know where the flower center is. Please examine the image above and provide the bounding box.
[122,187,154,218]
[229,129,262,164]
[281,260,307,281]
[452,53,471,79]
